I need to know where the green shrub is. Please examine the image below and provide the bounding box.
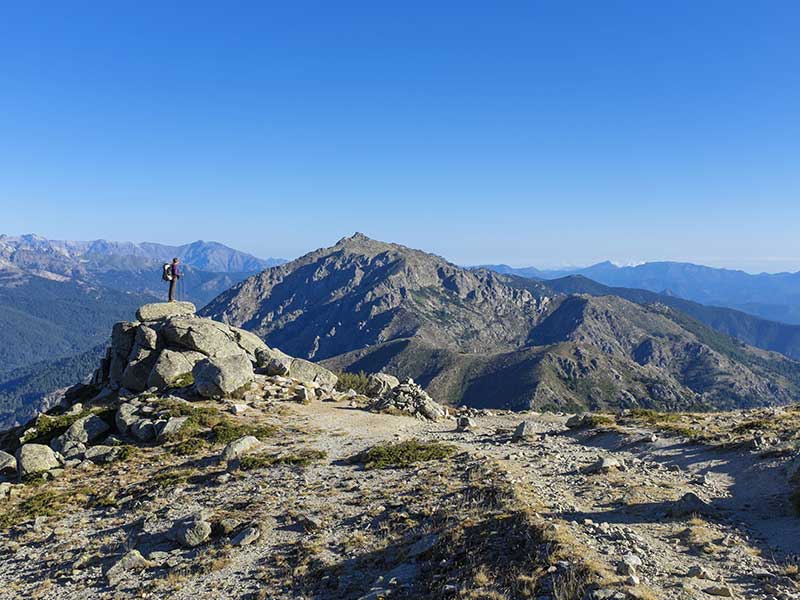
[151,468,194,489]
[114,445,139,462]
[238,449,327,471]
[20,412,87,445]
[335,371,372,395]
[585,414,615,428]
[156,400,223,440]
[170,437,209,456]
[354,439,456,470]
[155,399,277,447]
[211,421,278,445]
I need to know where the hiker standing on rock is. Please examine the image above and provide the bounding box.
[163,257,181,301]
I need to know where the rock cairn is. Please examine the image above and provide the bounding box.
[368,378,449,421]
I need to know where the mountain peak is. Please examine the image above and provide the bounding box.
[335,232,377,247]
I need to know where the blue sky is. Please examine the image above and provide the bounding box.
[1,2,799,272]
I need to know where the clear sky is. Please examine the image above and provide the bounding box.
[1,2,799,272]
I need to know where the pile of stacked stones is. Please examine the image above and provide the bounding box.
[0,302,340,487]
[367,378,450,421]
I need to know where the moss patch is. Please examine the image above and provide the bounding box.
[151,468,195,489]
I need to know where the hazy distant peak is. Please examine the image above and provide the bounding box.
[0,234,286,273]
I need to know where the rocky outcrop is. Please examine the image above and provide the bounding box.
[257,347,338,387]
[94,302,337,396]
[147,349,201,389]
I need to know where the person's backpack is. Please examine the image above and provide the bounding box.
[162,263,173,282]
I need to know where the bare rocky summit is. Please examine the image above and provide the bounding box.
[202,234,800,412]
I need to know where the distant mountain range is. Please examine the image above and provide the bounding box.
[203,234,800,412]
[0,234,284,273]
[481,261,800,325]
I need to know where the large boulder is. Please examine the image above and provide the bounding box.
[131,419,156,442]
[105,550,152,587]
[174,513,212,548]
[230,327,269,358]
[366,373,400,397]
[136,301,196,322]
[115,403,140,435]
[16,444,60,478]
[193,354,255,398]
[221,435,261,462]
[162,317,248,359]
[146,349,197,389]
[513,421,539,441]
[51,414,110,453]
[108,321,138,385]
[120,346,159,392]
[135,325,160,350]
[156,416,190,441]
[256,347,293,376]
[288,358,338,388]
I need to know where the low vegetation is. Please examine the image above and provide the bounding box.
[353,439,457,469]
[19,407,114,446]
[0,484,93,529]
[157,399,278,449]
[623,408,705,439]
[334,371,371,395]
[211,421,278,445]
[238,449,327,471]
